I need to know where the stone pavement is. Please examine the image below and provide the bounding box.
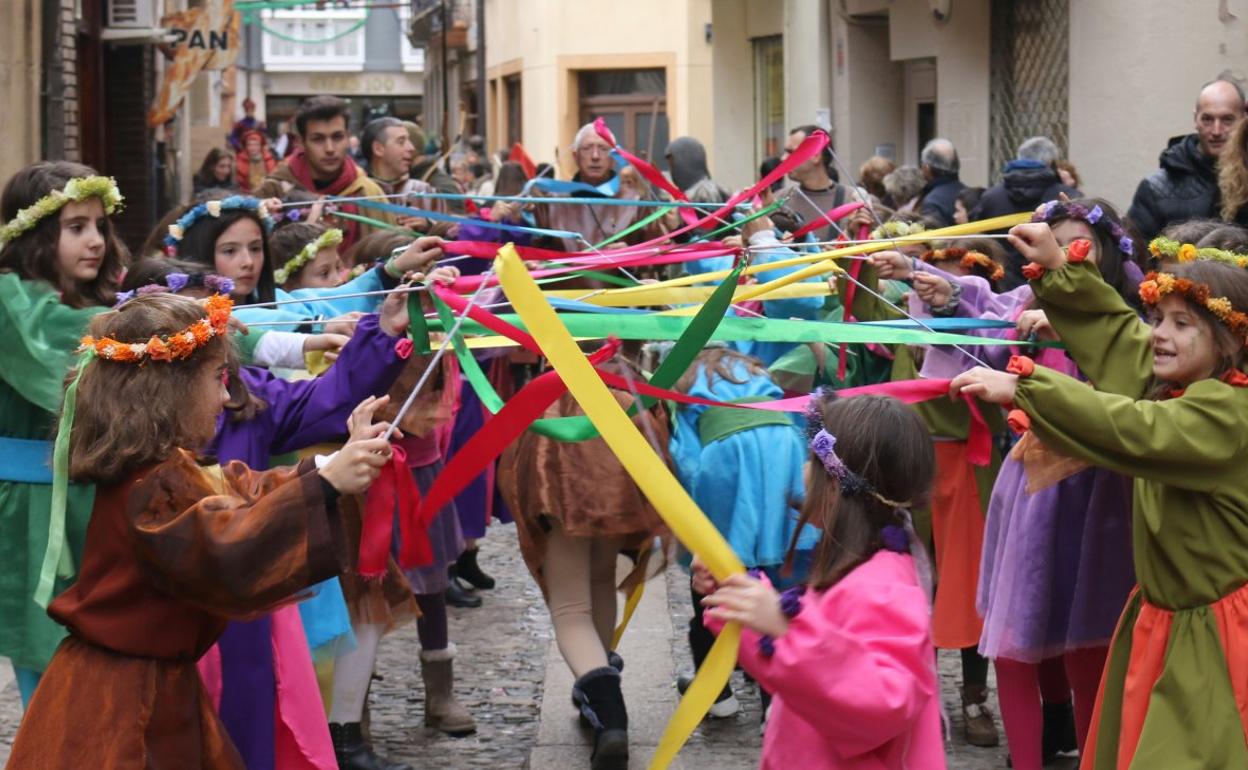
[0,525,1077,769]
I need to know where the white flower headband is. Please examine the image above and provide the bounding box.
[164,196,275,254]
[274,228,344,285]
[0,176,124,245]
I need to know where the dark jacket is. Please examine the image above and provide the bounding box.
[917,174,965,228]
[972,160,1080,289]
[1127,133,1219,242]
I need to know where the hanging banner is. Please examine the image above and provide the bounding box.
[149,0,241,126]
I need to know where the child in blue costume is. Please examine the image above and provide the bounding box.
[670,347,819,718]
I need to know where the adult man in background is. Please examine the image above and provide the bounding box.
[1128,78,1247,240]
[917,138,965,228]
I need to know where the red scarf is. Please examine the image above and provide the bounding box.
[282,149,369,246]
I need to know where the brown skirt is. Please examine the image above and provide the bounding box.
[336,493,421,632]
[7,636,241,769]
[497,391,669,593]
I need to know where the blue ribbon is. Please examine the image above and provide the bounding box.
[0,437,53,484]
[351,198,583,241]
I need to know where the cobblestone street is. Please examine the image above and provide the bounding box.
[0,524,1076,769]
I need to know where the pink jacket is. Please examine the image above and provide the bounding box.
[706,551,946,770]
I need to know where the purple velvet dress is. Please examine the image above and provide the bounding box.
[206,314,408,769]
[916,262,1138,662]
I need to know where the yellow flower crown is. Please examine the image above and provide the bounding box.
[869,220,927,241]
[80,294,233,363]
[0,176,124,245]
[274,228,344,285]
[1138,272,1248,345]
[1148,236,1248,270]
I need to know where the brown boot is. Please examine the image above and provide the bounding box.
[420,644,477,736]
[962,685,1000,747]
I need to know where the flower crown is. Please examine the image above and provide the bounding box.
[0,176,124,245]
[1148,236,1248,270]
[113,272,235,307]
[1032,200,1134,257]
[81,294,233,363]
[921,247,1005,282]
[164,196,275,254]
[274,228,343,285]
[1138,271,1248,344]
[869,220,927,241]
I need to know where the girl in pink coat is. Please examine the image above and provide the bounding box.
[698,393,947,770]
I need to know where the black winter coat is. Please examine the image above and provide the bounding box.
[917,174,965,228]
[971,165,1079,289]
[1127,134,1222,242]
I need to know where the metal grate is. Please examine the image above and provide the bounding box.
[989,0,1069,182]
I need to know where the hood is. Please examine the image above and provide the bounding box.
[1159,133,1216,180]
[665,136,712,193]
[1002,165,1061,207]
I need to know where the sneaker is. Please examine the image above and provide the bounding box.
[675,674,740,718]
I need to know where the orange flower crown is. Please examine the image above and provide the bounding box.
[79,294,233,363]
[1138,272,1248,344]
[921,248,1005,282]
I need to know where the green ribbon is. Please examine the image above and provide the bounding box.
[332,210,418,234]
[440,263,745,442]
[408,291,431,355]
[695,200,784,242]
[429,311,1063,350]
[593,205,673,249]
[35,351,91,607]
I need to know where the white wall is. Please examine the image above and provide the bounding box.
[831,12,904,177]
[710,0,753,188]
[1070,0,1248,210]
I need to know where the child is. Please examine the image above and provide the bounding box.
[695,393,945,770]
[498,355,671,770]
[270,222,346,291]
[669,347,818,718]
[0,161,127,706]
[951,222,1248,768]
[4,293,393,768]
[872,199,1142,767]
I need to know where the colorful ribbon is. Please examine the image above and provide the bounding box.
[357,445,433,578]
[495,244,745,769]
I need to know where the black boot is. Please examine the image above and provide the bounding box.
[329,722,412,770]
[1041,700,1077,761]
[445,567,483,608]
[455,547,496,590]
[571,667,628,770]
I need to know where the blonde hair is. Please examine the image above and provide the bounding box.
[1220,118,1248,222]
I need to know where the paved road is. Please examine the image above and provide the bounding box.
[0,525,1078,768]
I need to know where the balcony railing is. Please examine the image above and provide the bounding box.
[260,8,367,72]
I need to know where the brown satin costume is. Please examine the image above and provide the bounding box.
[5,450,346,769]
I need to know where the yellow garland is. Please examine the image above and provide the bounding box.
[275,228,344,285]
[0,176,124,245]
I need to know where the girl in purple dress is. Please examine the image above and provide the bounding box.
[872,199,1142,770]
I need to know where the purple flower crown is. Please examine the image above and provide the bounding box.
[114,272,235,307]
[1032,200,1134,258]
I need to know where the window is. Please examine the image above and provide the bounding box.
[261,7,367,72]
[577,68,668,168]
[753,36,784,167]
[505,74,522,147]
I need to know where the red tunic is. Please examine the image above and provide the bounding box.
[5,450,345,769]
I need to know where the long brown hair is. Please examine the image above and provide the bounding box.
[1219,118,1248,222]
[786,394,935,591]
[68,294,229,483]
[0,161,128,307]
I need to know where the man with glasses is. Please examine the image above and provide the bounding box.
[1128,78,1247,240]
[544,122,654,251]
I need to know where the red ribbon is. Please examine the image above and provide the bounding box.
[414,338,623,529]
[358,444,433,579]
[594,117,700,227]
[433,285,994,465]
[509,142,537,179]
[788,201,865,241]
[835,224,872,380]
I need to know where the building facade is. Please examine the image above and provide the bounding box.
[710,0,1248,210]
[473,0,713,178]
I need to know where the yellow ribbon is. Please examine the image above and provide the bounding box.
[497,244,745,769]
[604,212,1033,296]
[543,282,832,307]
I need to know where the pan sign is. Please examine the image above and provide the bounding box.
[170,26,232,53]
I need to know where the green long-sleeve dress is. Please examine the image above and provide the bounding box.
[1013,259,1248,769]
[0,273,104,672]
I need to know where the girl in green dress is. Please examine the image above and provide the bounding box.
[952,221,1248,769]
[0,161,127,705]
